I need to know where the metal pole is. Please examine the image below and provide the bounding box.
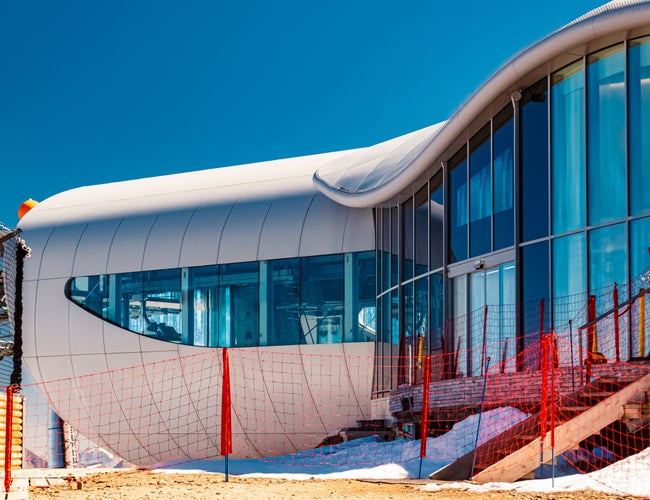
[471,356,491,478]
[613,284,620,362]
[640,289,646,357]
[418,356,432,479]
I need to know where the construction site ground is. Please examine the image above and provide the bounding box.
[23,469,629,499]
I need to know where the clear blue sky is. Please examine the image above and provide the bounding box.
[1,1,605,227]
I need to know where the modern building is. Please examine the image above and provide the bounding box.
[11,0,650,465]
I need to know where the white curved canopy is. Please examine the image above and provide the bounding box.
[17,150,374,281]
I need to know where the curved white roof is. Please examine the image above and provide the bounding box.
[17,150,374,281]
[313,0,650,207]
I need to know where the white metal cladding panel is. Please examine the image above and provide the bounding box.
[103,321,143,355]
[257,194,314,261]
[36,355,73,384]
[139,333,183,353]
[72,218,122,276]
[21,280,38,359]
[70,353,109,379]
[104,351,146,374]
[18,205,68,282]
[106,214,158,274]
[217,201,271,264]
[21,227,54,282]
[38,222,88,280]
[299,196,350,256]
[142,207,196,271]
[342,208,375,253]
[178,203,232,268]
[34,278,70,358]
[68,305,105,356]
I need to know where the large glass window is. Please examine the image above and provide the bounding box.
[414,186,429,276]
[493,107,514,250]
[68,251,374,349]
[430,272,444,352]
[521,241,550,370]
[452,275,467,377]
[352,251,377,342]
[430,172,444,269]
[470,127,492,257]
[449,151,468,263]
[301,255,343,344]
[217,262,259,347]
[552,61,586,234]
[381,208,390,292]
[589,223,628,297]
[402,198,414,281]
[468,262,516,376]
[188,265,218,347]
[631,217,650,292]
[588,45,627,225]
[268,258,301,346]
[552,233,587,330]
[521,79,549,242]
[629,37,650,217]
[391,207,399,287]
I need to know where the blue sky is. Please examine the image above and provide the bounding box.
[1,1,605,227]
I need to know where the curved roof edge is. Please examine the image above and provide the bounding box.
[313,0,650,208]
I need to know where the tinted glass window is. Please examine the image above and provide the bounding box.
[449,152,468,263]
[493,108,514,250]
[552,61,586,234]
[430,172,444,269]
[552,232,587,330]
[521,79,549,242]
[588,45,626,225]
[470,127,491,257]
[629,37,650,217]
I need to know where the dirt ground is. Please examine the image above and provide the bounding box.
[27,470,631,499]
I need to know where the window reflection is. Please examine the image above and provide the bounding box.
[588,45,626,225]
[552,60,586,234]
[629,37,650,217]
[67,251,375,349]
[429,172,444,269]
[470,127,491,257]
[493,108,514,250]
[552,233,587,331]
[521,79,549,242]
[449,152,468,263]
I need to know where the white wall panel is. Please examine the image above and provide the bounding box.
[218,201,270,264]
[139,334,182,353]
[70,353,109,378]
[36,355,73,383]
[178,203,232,268]
[104,352,146,373]
[21,226,54,283]
[257,195,313,261]
[142,207,195,271]
[68,305,105,355]
[106,215,157,274]
[299,196,349,256]
[21,281,38,359]
[103,323,142,354]
[342,208,375,253]
[72,218,121,276]
[34,278,70,357]
[38,222,87,280]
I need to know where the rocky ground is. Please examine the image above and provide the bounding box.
[26,469,630,499]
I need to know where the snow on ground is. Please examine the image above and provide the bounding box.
[155,407,649,498]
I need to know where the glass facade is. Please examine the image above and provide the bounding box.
[373,36,650,396]
[67,251,375,348]
[552,60,585,235]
